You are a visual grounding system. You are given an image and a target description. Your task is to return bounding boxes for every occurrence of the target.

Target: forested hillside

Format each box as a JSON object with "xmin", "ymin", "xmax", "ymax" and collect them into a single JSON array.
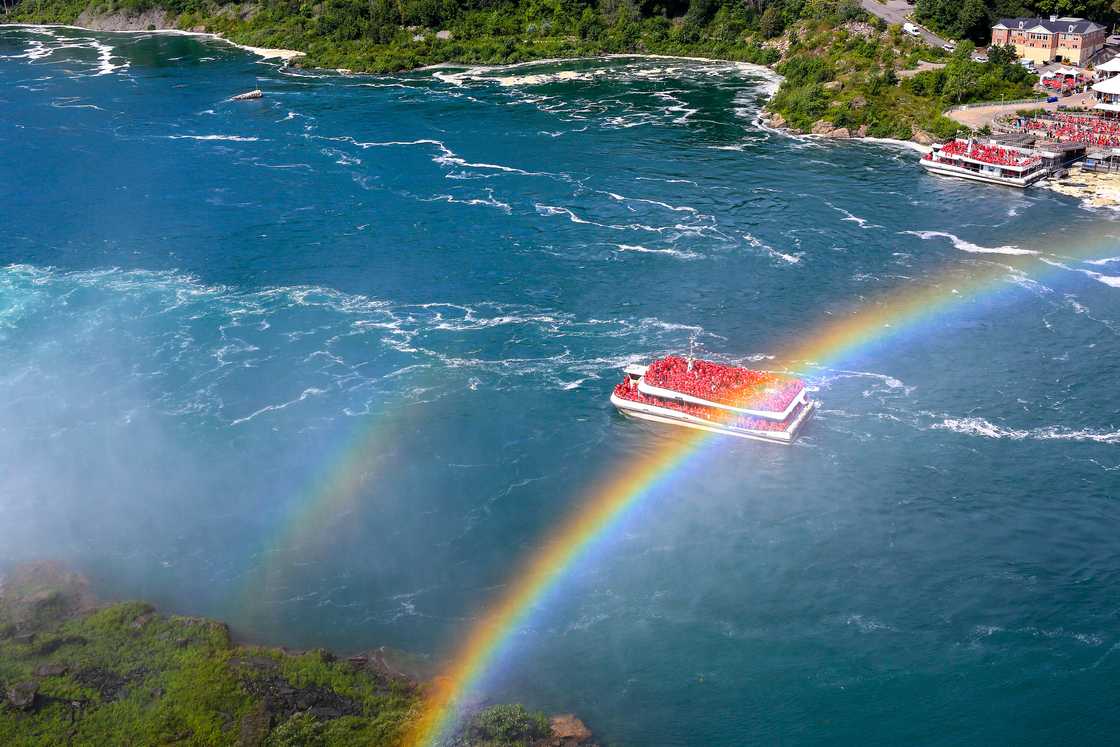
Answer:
[{"xmin": 915, "ymin": 0, "xmax": 1117, "ymax": 44}]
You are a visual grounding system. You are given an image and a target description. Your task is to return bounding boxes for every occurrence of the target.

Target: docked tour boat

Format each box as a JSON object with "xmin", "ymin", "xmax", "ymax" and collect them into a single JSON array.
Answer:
[
  {"xmin": 611, "ymin": 355, "xmax": 818, "ymax": 445},
  {"xmin": 920, "ymin": 138, "xmax": 1048, "ymax": 188}
]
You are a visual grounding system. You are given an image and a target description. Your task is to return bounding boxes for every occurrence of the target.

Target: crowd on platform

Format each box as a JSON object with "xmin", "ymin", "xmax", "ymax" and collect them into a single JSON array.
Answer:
[
  {"xmin": 1021, "ymin": 112, "xmax": 1120, "ymax": 148},
  {"xmin": 935, "ymin": 139, "xmax": 1041, "ymax": 168},
  {"xmin": 640, "ymin": 355, "xmax": 804, "ymax": 413},
  {"xmin": 612, "ymin": 381, "xmax": 794, "ymax": 432}
]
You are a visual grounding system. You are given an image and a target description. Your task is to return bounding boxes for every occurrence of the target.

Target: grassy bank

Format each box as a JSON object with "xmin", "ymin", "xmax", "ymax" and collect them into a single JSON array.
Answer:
[{"xmin": 0, "ymin": 562, "xmax": 577, "ymax": 746}]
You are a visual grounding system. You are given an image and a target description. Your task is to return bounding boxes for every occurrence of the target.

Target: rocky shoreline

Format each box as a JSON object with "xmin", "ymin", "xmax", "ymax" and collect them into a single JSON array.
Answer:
[
  {"xmin": 0, "ymin": 561, "xmax": 597, "ymax": 746},
  {"xmin": 761, "ymin": 109, "xmax": 937, "ymax": 146}
]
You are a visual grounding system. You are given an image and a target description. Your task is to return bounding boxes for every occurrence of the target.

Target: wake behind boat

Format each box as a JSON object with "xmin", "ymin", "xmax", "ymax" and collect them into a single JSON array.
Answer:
[{"xmin": 611, "ymin": 355, "xmax": 818, "ymax": 445}]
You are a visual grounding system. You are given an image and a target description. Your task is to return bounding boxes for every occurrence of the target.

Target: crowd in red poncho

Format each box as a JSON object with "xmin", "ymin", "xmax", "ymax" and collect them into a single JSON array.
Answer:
[
  {"xmin": 932, "ymin": 139, "xmax": 1041, "ymax": 168},
  {"xmin": 640, "ymin": 355, "xmax": 804, "ymax": 413},
  {"xmin": 1021, "ymin": 112, "xmax": 1120, "ymax": 148},
  {"xmin": 613, "ymin": 380, "xmax": 793, "ymax": 432}
]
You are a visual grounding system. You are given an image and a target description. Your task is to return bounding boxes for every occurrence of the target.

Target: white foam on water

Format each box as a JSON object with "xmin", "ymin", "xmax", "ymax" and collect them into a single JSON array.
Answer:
[
  {"xmin": 1040, "ymin": 258, "xmax": 1120, "ymax": 288},
  {"xmin": 902, "ymin": 230, "xmax": 1037, "ymax": 255},
  {"xmin": 425, "ymin": 191, "xmax": 512, "ymax": 213},
  {"xmin": 933, "ymin": 417, "xmax": 1120, "ymax": 444},
  {"xmin": 604, "ymin": 191, "xmax": 697, "ymax": 213},
  {"xmin": 824, "ymin": 201, "xmax": 882, "ymax": 229},
  {"xmin": 167, "ymin": 134, "xmax": 261, "ymax": 142},
  {"xmin": 615, "ymin": 244, "xmax": 700, "ymax": 260},
  {"xmin": 1085, "ymin": 256, "xmax": 1120, "ymax": 265},
  {"xmin": 742, "ymin": 233, "xmax": 801, "ymax": 264}
]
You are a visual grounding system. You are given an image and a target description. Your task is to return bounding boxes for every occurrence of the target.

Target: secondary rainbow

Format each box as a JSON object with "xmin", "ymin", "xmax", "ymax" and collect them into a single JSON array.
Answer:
[{"xmin": 404, "ymin": 234, "xmax": 1118, "ymax": 746}]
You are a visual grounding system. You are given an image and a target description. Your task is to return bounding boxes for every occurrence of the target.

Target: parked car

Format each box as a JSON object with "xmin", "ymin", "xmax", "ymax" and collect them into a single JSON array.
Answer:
[
  {"xmin": 903, "ymin": 22, "xmax": 921, "ymax": 37},
  {"xmin": 973, "ymin": 54, "xmax": 988, "ymax": 62},
  {"xmin": 943, "ymin": 40, "xmax": 957, "ymax": 51}
]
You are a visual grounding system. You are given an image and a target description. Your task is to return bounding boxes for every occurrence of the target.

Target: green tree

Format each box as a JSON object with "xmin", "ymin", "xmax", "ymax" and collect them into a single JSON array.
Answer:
[
  {"xmin": 943, "ymin": 58, "xmax": 981, "ymax": 101},
  {"xmin": 760, "ymin": 5, "xmax": 784, "ymax": 38}
]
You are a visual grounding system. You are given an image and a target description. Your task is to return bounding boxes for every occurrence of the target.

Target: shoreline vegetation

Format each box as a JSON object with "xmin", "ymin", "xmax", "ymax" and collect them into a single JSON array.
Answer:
[
  {"xmin": 4, "ymin": 0, "xmax": 1041, "ymax": 143},
  {"xmin": 0, "ymin": 561, "xmax": 597, "ymax": 746}
]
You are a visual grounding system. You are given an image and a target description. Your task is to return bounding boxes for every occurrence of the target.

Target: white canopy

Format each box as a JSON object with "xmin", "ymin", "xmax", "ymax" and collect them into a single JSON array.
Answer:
[
  {"xmin": 1092, "ymin": 76, "xmax": 1120, "ymax": 94},
  {"xmin": 1095, "ymin": 101, "xmax": 1120, "ymax": 112},
  {"xmin": 1096, "ymin": 56, "xmax": 1120, "ymax": 73},
  {"xmin": 1054, "ymin": 66, "xmax": 1081, "ymax": 77}
]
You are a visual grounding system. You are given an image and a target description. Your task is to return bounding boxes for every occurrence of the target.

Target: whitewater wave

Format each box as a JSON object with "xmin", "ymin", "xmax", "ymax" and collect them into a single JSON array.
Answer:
[
  {"xmin": 1040, "ymin": 258, "xmax": 1120, "ymax": 288},
  {"xmin": 0, "ymin": 264, "xmax": 722, "ymax": 426},
  {"xmin": 825, "ymin": 201, "xmax": 881, "ymax": 229},
  {"xmin": 742, "ymin": 233, "xmax": 800, "ymax": 264},
  {"xmin": 0, "ymin": 25, "xmax": 130, "ymax": 76},
  {"xmin": 902, "ymin": 230, "xmax": 1037, "ymax": 255},
  {"xmin": 933, "ymin": 417, "xmax": 1120, "ymax": 444},
  {"xmin": 167, "ymin": 134, "xmax": 262, "ymax": 142},
  {"xmin": 615, "ymin": 244, "xmax": 700, "ymax": 260}
]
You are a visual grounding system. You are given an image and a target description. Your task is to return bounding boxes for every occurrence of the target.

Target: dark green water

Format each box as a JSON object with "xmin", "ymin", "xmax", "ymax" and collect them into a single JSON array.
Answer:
[{"xmin": 2, "ymin": 24, "xmax": 1119, "ymax": 745}]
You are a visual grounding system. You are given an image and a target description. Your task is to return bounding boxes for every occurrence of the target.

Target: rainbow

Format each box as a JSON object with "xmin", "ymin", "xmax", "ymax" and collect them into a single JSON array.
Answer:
[
  {"xmin": 404, "ymin": 232, "xmax": 1119, "ymax": 746},
  {"xmin": 237, "ymin": 401, "xmax": 427, "ymax": 631}
]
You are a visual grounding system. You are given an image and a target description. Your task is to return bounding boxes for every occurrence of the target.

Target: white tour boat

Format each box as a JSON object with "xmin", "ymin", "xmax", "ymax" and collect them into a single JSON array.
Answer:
[
  {"xmin": 611, "ymin": 357, "xmax": 818, "ymax": 445},
  {"xmin": 920, "ymin": 138, "xmax": 1048, "ymax": 188}
]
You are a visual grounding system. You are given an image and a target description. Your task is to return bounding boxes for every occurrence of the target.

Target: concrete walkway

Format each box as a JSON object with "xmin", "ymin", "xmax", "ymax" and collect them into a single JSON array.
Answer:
[{"xmin": 946, "ymin": 92, "xmax": 1095, "ymax": 129}]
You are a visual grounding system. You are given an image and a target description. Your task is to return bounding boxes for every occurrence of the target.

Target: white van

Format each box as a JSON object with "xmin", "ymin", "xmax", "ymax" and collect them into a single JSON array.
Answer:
[{"xmin": 903, "ymin": 22, "xmax": 921, "ymax": 37}]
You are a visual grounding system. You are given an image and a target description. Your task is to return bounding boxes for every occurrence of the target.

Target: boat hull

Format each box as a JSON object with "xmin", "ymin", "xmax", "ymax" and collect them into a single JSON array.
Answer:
[
  {"xmin": 611, "ymin": 393, "xmax": 817, "ymax": 445},
  {"xmin": 920, "ymin": 158, "xmax": 1045, "ymax": 188}
]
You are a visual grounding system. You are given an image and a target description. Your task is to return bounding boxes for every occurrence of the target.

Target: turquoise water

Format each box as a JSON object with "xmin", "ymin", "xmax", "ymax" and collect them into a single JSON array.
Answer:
[{"xmin": 3, "ymin": 24, "xmax": 1120, "ymax": 745}]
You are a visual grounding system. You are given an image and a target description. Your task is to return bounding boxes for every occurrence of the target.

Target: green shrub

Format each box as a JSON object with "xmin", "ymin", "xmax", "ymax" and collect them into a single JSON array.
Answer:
[{"xmin": 467, "ymin": 704, "xmax": 551, "ymax": 746}]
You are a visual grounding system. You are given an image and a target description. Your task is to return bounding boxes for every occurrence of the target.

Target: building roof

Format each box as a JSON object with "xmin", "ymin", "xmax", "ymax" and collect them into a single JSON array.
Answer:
[
  {"xmin": 1092, "ymin": 75, "xmax": 1120, "ymax": 94},
  {"xmin": 993, "ymin": 17, "xmax": 1106, "ymax": 34},
  {"xmin": 1096, "ymin": 56, "xmax": 1120, "ymax": 72}
]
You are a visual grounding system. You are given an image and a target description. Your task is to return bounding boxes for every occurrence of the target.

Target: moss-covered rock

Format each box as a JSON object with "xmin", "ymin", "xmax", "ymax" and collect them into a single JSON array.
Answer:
[{"xmin": 0, "ymin": 563, "xmax": 592, "ymax": 746}]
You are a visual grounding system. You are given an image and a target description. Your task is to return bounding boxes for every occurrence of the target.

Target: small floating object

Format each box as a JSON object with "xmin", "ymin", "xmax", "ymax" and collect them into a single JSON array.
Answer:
[
  {"xmin": 231, "ymin": 89, "xmax": 263, "ymax": 101},
  {"xmin": 611, "ymin": 355, "xmax": 818, "ymax": 445}
]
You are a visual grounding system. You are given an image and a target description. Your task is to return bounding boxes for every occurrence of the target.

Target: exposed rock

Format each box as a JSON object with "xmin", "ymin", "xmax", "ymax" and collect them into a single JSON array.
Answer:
[
  {"xmin": 830, "ymin": 127, "xmax": 851, "ymax": 139},
  {"xmin": 237, "ymin": 666, "xmax": 362, "ymax": 722},
  {"xmin": 412, "ymin": 33, "xmax": 426, "ymax": 42},
  {"xmin": 549, "ymin": 713, "xmax": 593, "ymax": 744},
  {"xmin": 823, "ymin": 80, "xmax": 842, "ymax": 92},
  {"xmin": 910, "ymin": 125, "xmax": 936, "ymax": 145},
  {"xmin": 238, "ymin": 701, "xmax": 272, "ymax": 747},
  {"xmin": 74, "ymin": 666, "xmax": 135, "ymax": 702},
  {"xmin": 435, "ymin": 30, "xmax": 453, "ymax": 40},
  {"xmin": 33, "ymin": 635, "xmax": 88, "ymax": 656},
  {"xmin": 130, "ymin": 610, "xmax": 156, "ymax": 630},
  {"xmin": 843, "ymin": 21, "xmax": 876, "ymax": 39},
  {"xmin": 850, "ymin": 95, "xmax": 867, "ymax": 109},
  {"xmin": 811, "ymin": 119, "xmax": 835, "ymax": 135},
  {"xmin": 74, "ymin": 8, "xmax": 172, "ymax": 31},
  {"xmin": 767, "ymin": 111, "xmax": 786, "ymax": 129},
  {"xmin": 856, "ymin": 124, "xmax": 869, "ymax": 138},
  {"xmin": 7, "ymin": 681, "xmax": 38, "ymax": 710},
  {"xmin": 0, "ymin": 561, "xmax": 96, "ymax": 633},
  {"xmin": 33, "ymin": 663, "xmax": 68, "ymax": 678}
]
